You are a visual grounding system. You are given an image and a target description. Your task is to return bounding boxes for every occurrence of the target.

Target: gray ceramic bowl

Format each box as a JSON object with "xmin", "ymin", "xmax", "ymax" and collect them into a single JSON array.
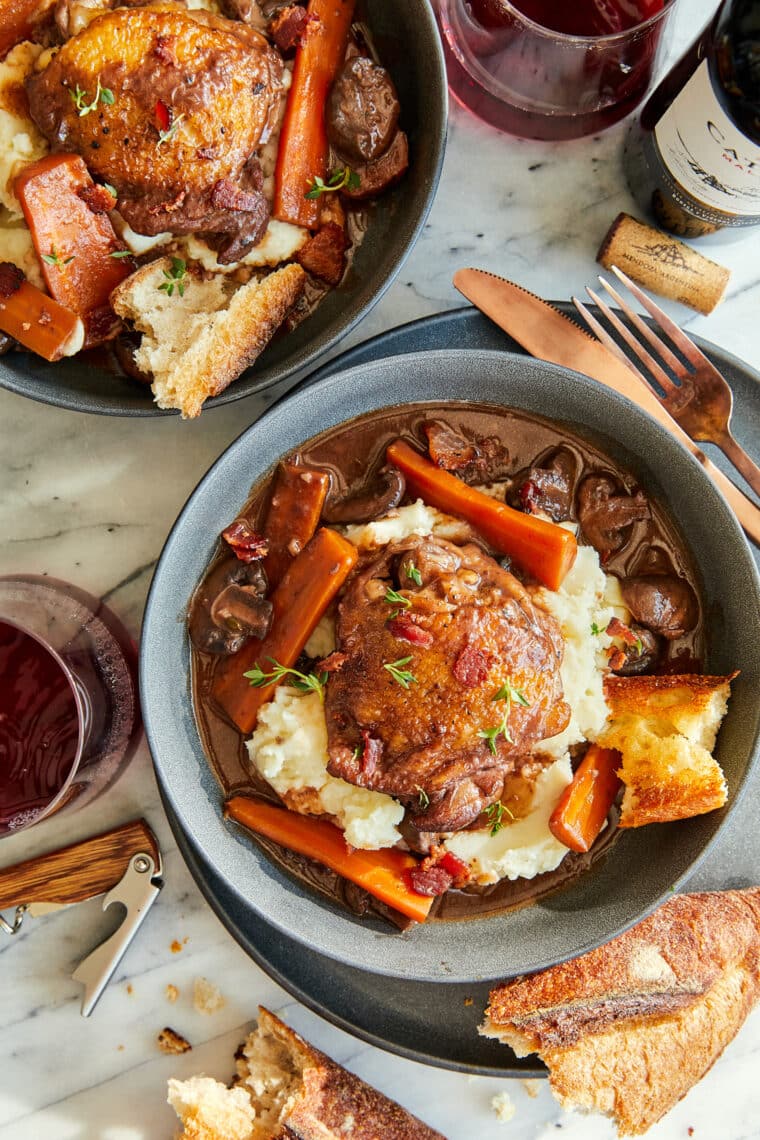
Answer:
[
  {"xmin": 141, "ymin": 349, "xmax": 760, "ymax": 983},
  {"xmin": 0, "ymin": 1, "xmax": 446, "ymax": 416}
]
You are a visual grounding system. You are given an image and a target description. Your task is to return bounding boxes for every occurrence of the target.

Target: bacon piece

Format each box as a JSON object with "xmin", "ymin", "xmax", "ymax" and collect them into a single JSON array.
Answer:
[
  {"xmin": 77, "ymin": 184, "xmax": 116, "ymax": 215},
  {"xmin": 409, "ymin": 864, "xmax": 453, "ymax": 897},
  {"xmin": 424, "ymin": 421, "xmax": 510, "ymax": 485},
  {"xmin": 295, "ymin": 222, "xmax": 348, "ymax": 287},
  {"xmin": 268, "ymin": 5, "xmax": 309, "ymax": 52},
  {"xmin": 210, "ymin": 178, "xmax": 264, "ymax": 213},
  {"xmin": 453, "ymin": 644, "xmax": 490, "ymax": 688},
  {"xmin": 317, "ymin": 651, "xmax": 347, "ymax": 674},
  {"xmin": 153, "ymin": 34, "xmax": 177, "ymax": 65},
  {"xmin": 359, "ymin": 729, "xmax": 382, "ymax": 778},
  {"xmin": 222, "ymin": 519, "xmax": 270, "ymax": 563},
  {"xmin": 386, "ymin": 614, "xmax": 434, "ymax": 649},
  {"xmin": 0, "ymin": 262, "xmax": 24, "ymax": 300},
  {"xmin": 154, "ymin": 99, "xmax": 171, "ymax": 133},
  {"xmin": 606, "ymin": 616, "xmax": 638, "ymax": 645}
]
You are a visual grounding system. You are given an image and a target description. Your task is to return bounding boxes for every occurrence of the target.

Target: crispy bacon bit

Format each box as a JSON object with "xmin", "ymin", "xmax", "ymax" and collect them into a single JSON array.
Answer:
[
  {"xmin": 154, "ymin": 99, "xmax": 171, "ymax": 134},
  {"xmin": 295, "ymin": 223, "xmax": 348, "ymax": 287},
  {"xmin": 148, "ymin": 188, "xmax": 186, "ymax": 216},
  {"xmin": 438, "ymin": 851, "xmax": 471, "ymax": 885},
  {"xmin": 453, "ymin": 644, "xmax": 490, "ymax": 688},
  {"xmin": 423, "ymin": 421, "xmax": 510, "ymax": 485},
  {"xmin": 0, "ymin": 262, "xmax": 24, "ymax": 299},
  {"xmin": 153, "ymin": 34, "xmax": 177, "ymax": 65},
  {"xmin": 268, "ymin": 5, "xmax": 310, "ymax": 52},
  {"xmin": 210, "ymin": 178, "xmax": 263, "ymax": 213},
  {"xmin": 409, "ymin": 864, "xmax": 453, "ymax": 897},
  {"xmin": 359, "ymin": 729, "xmax": 382, "ymax": 778},
  {"xmin": 607, "ymin": 646, "xmax": 627, "ymax": 672},
  {"xmin": 317, "ymin": 651, "xmax": 347, "ymax": 674},
  {"xmin": 222, "ymin": 519, "xmax": 270, "ymax": 563},
  {"xmin": 606, "ymin": 616, "xmax": 638, "ymax": 645},
  {"xmin": 386, "ymin": 614, "xmax": 434, "ymax": 648},
  {"xmin": 77, "ymin": 184, "xmax": 116, "ymax": 215}
]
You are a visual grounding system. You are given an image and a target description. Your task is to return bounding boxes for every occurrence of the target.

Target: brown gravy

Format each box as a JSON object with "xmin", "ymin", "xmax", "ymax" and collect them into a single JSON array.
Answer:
[{"xmin": 190, "ymin": 402, "xmax": 704, "ymax": 925}]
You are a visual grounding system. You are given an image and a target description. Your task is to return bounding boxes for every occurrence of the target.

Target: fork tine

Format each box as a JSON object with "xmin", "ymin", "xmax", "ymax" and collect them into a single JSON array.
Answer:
[
  {"xmin": 571, "ymin": 295, "xmax": 645, "ymax": 378},
  {"xmin": 610, "ymin": 265, "xmax": 715, "ymax": 370},
  {"xmin": 596, "ymin": 275, "xmax": 684, "ymax": 388},
  {"xmin": 583, "ymin": 286, "xmax": 678, "ymax": 396}
]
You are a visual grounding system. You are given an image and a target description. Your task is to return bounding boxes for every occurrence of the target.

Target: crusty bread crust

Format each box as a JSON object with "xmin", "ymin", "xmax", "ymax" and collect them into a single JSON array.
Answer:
[
  {"xmin": 256, "ymin": 1007, "xmax": 445, "ymax": 1140},
  {"xmin": 597, "ymin": 673, "xmax": 734, "ymax": 827},
  {"xmin": 111, "ymin": 259, "xmax": 306, "ymax": 418},
  {"xmin": 483, "ymin": 888, "xmax": 760, "ymax": 1135}
]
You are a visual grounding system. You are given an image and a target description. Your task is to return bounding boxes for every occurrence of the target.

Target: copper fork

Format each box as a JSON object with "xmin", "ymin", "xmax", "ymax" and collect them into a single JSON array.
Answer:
[{"xmin": 572, "ymin": 266, "xmax": 760, "ymax": 500}]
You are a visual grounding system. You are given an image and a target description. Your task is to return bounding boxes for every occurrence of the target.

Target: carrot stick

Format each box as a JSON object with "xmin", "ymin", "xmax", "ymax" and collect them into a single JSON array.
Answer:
[
  {"xmin": 0, "ymin": 0, "xmax": 42, "ymax": 58},
  {"xmin": 262, "ymin": 461, "xmax": 330, "ymax": 590},
  {"xmin": 0, "ymin": 270, "xmax": 84, "ymax": 361},
  {"xmin": 386, "ymin": 439, "xmax": 577, "ymax": 591},
  {"xmin": 213, "ymin": 526, "xmax": 357, "ymax": 733},
  {"xmin": 273, "ymin": 0, "xmax": 356, "ymax": 229},
  {"xmin": 549, "ymin": 744, "xmax": 622, "ymax": 853},
  {"xmin": 225, "ymin": 795, "xmax": 433, "ymax": 923},
  {"xmin": 14, "ymin": 155, "xmax": 133, "ymax": 348}
]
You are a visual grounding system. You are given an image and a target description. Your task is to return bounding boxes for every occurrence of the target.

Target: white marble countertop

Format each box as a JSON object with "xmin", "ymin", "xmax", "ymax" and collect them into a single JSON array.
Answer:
[{"xmin": 2, "ymin": 1, "xmax": 759, "ymax": 1136}]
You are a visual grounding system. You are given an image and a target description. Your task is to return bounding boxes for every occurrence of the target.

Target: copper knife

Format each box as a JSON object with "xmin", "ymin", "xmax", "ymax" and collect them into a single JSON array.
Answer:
[
  {"xmin": 453, "ymin": 268, "xmax": 760, "ymax": 546},
  {"xmin": 0, "ymin": 819, "xmax": 163, "ymax": 1016}
]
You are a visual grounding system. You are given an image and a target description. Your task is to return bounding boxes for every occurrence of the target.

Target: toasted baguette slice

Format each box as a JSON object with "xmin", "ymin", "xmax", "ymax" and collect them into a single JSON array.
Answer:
[
  {"xmin": 111, "ymin": 259, "xmax": 305, "ymax": 418},
  {"xmin": 168, "ymin": 1006, "xmax": 445, "ymax": 1140},
  {"xmin": 596, "ymin": 673, "xmax": 735, "ymax": 827},
  {"xmin": 482, "ymin": 887, "xmax": 760, "ymax": 1136}
]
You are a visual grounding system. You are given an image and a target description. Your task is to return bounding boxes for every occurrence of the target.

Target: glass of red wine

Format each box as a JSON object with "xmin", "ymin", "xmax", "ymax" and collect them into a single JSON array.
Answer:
[
  {"xmin": 436, "ymin": 0, "xmax": 677, "ymax": 140},
  {"xmin": 0, "ymin": 575, "xmax": 141, "ymax": 838}
]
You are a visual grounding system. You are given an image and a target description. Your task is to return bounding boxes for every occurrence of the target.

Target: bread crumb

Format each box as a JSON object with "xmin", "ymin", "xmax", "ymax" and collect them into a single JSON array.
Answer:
[
  {"xmin": 158, "ymin": 1027, "xmax": 192, "ymax": 1055},
  {"xmin": 688, "ymin": 1130, "xmax": 695, "ymax": 1137},
  {"xmin": 193, "ymin": 976, "xmax": 226, "ymax": 1015},
  {"xmin": 491, "ymin": 1091, "xmax": 516, "ymax": 1123},
  {"xmin": 117, "ymin": 1044, "xmax": 124, "ymax": 1051},
  {"xmin": 126, "ymin": 983, "xmax": 133, "ymax": 995},
  {"xmin": 170, "ymin": 939, "xmax": 183, "ymax": 954},
  {"xmin": 166, "ymin": 984, "xmax": 180, "ymax": 1003},
  {"xmin": 464, "ymin": 997, "xmax": 473, "ymax": 1006},
  {"xmin": 521, "ymin": 1079, "xmax": 541, "ymax": 1098}
]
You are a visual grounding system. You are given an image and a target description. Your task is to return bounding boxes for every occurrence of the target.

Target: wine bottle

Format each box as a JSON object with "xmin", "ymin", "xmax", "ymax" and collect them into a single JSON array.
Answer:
[{"xmin": 625, "ymin": 0, "xmax": 760, "ymax": 236}]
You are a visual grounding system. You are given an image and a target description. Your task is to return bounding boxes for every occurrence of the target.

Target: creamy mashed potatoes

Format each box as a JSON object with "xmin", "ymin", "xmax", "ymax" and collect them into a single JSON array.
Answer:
[
  {"xmin": 248, "ymin": 501, "xmax": 625, "ymax": 883},
  {"xmin": 0, "ymin": 42, "xmax": 48, "ymax": 217},
  {"xmin": 247, "ymin": 687, "xmax": 404, "ymax": 850}
]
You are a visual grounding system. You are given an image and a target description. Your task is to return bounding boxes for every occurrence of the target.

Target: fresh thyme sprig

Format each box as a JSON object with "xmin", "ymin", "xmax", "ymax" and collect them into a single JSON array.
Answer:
[
  {"xmin": 158, "ymin": 257, "xmax": 187, "ymax": 297},
  {"xmin": 42, "ymin": 247, "xmax": 75, "ymax": 267},
  {"xmin": 304, "ymin": 166, "xmax": 361, "ymax": 200},
  {"xmin": 384, "ymin": 586, "xmax": 412, "ymax": 618},
  {"xmin": 485, "ymin": 801, "xmax": 514, "ymax": 837},
  {"xmin": 157, "ymin": 113, "xmax": 185, "ymax": 147},
  {"xmin": 69, "ymin": 77, "xmax": 114, "ymax": 117},
  {"xmin": 406, "ymin": 563, "xmax": 422, "ymax": 586},
  {"xmin": 244, "ymin": 657, "xmax": 329, "ymax": 702},
  {"xmin": 478, "ymin": 677, "xmax": 530, "ymax": 754},
  {"xmin": 415, "ymin": 785, "xmax": 430, "ymax": 810},
  {"xmin": 383, "ymin": 656, "xmax": 417, "ymax": 689}
]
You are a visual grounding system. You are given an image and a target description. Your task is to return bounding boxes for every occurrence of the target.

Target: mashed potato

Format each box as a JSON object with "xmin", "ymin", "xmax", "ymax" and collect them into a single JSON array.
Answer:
[
  {"xmin": 0, "ymin": 42, "xmax": 48, "ymax": 217},
  {"xmin": 247, "ymin": 687, "xmax": 403, "ymax": 850}
]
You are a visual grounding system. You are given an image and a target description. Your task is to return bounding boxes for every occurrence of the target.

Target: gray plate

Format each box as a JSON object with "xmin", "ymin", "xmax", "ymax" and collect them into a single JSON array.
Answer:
[
  {"xmin": 0, "ymin": 0, "xmax": 447, "ymax": 416},
  {"xmin": 141, "ymin": 319, "xmax": 760, "ymax": 985}
]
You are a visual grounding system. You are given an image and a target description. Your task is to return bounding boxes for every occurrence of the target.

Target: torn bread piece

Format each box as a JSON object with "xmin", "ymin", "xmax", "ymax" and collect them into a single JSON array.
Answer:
[
  {"xmin": 168, "ymin": 1006, "xmax": 445, "ymax": 1140},
  {"xmin": 482, "ymin": 887, "xmax": 760, "ymax": 1136},
  {"xmin": 111, "ymin": 259, "xmax": 305, "ymax": 418},
  {"xmin": 596, "ymin": 673, "xmax": 735, "ymax": 827}
]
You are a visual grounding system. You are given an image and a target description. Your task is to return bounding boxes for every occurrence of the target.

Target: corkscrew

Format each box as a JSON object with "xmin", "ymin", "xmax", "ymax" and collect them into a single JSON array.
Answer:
[{"xmin": 0, "ymin": 819, "xmax": 163, "ymax": 1017}]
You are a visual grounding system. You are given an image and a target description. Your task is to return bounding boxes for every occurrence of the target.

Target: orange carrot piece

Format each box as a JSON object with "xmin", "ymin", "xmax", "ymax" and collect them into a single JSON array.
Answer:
[
  {"xmin": 213, "ymin": 526, "xmax": 357, "ymax": 733},
  {"xmin": 14, "ymin": 155, "xmax": 133, "ymax": 348},
  {"xmin": 225, "ymin": 796, "xmax": 433, "ymax": 923},
  {"xmin": 273, "ymin": 0, "xmax": 356, "ymax": 229},
  {"xmin": 262, "ymin": 462, "xmax": 330, "ymax": 590},
  {"xmin": 0, "ymin": 0, "xmax": 42, "ymax": 58},
  {"xmin": 549, "ymin": 744, "xmax": 622, "ymax": 853},
  {"xmin": 0, "ymin": 272, "xmax": 83, "ymax": 361},
  {"xmin": 386, "ymin": 439, "xmax": 578, "ymax": 591}
]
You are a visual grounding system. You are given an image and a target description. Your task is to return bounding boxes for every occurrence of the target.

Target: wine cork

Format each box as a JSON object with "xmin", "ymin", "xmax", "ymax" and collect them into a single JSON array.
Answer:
[{"xmin": 597, "ymin": 213, "xmax": 730, "ymax": 315}]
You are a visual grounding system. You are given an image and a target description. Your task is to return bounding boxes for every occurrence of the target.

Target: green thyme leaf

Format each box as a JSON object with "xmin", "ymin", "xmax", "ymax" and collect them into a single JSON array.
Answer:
[
  {"xmin": 384, "ymin": 587, "xmax": 411, "ymax": 611},
  {"xmin": 415, "ymin": 785, "xmax": 430, "ymax": 810},
  {"xmin": 243, "ymin": 657, "xmax": 328, "ymax": 702},
  {"xmin": 109, "ymin": 249, "xmax": 133, "ymax": 258},
  {"xmin": 477, "ymin": 725, "xmax": 500, "ymax": 756},
  {"xmin": 479, "ymin": 678, "xmax": 531, "ymax": 752},
  {"xmin": 485, "ymin": 802, "xmax": 506, "ymax": 836},
  {"xmin": 69, "ymin": 76, "xmax": 113, "ymax": 117},
  {"xmin": 157, "ymin": 256, "xmax": 187, "ymax": 297},
  {"xmin": 157, "ymin": 113, "xmax": 185, "ymax": 147},
  {"xmin": 103, "ymin": 183, "xmax": 118, "ymax": 199},
  {"xmin": 633, "ymin": 637, "xmax": 644, "ymax": 656},
  {"xmin": 406, "ymin": 563, "xmax": 423, "ymax": 587},
  {"xmin": 383, "ymin": 656, "xmax": 417, "ymax": 689},
  {"xmin": 42, "ymin": 247, "xmax": 74, "ymax": 267},
  {"xmin": 304, "ymin": 165, "xmax": 359, "ymax": 200},
  {"xmin": 590, "ymin": 621, "xmax": 601, "ymax": 636}
]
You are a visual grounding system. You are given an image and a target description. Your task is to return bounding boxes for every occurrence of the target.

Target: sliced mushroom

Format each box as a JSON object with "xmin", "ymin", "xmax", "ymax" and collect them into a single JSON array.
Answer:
[
  {"xmin": 424, "ymin": 420, "xmax": 511, "ymax": 485},
  {"xmin": 210, "ymin": 585, "xmax": 273, "ymax": 639},
  {"xmin": 188, "ymin": 558, "xmax": 269, "ymax": 654},
  {"xmin": 620, "ymin": 575, "xmax": 699, "ymax": 640},
  {"xmin": 321, "ymin": 464, "xmax": 405, "ymax": 525},
  {"xmin": 610, "ymin": 624, "xmax": 662, "ymax": 675},
  {"xmin": 514, "ymin": 445, "xmax": 578, "ymax": 522},
  {"xmin": 577, "ymin": 474, "xmax": 650, "ymax": 556}
]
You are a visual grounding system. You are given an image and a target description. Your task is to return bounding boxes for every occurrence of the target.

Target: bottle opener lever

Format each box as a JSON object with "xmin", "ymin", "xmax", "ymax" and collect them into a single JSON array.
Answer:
[{"xmin": 0, "ymin": 819, "xmax": 163, "ymax": 1016}]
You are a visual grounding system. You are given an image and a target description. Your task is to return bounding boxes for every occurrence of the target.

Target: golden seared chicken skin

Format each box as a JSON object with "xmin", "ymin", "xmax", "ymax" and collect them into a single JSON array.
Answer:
[
  {"xmin": 324, "ymin": 535, "xmax": 571, "ymax": 834},
  {"xmin": 26, "ymin": 3, "xmax": 284, "ymax": 260}
]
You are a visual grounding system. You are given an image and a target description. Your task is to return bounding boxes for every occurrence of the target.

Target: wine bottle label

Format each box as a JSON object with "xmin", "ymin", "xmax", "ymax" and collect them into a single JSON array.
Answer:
[{"xmin": 654, "ymin": 60, "xmax": 760, "ymax": 219}]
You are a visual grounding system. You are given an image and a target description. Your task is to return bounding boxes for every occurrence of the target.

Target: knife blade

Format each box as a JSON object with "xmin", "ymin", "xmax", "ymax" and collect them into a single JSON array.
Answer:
[{"xmin": 453, "ymin": 268, "xmax": 760, "ymax": 546}]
